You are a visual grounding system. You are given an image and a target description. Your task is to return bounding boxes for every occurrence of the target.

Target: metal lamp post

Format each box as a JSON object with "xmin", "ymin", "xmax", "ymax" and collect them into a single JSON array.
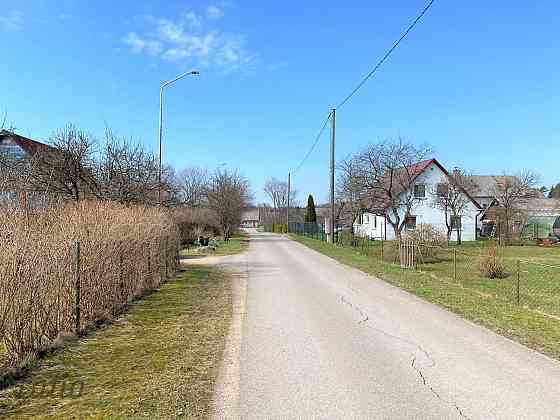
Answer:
[{"xmin": 157, "ymin": 70, "xmax": 200, "ymax": 205}]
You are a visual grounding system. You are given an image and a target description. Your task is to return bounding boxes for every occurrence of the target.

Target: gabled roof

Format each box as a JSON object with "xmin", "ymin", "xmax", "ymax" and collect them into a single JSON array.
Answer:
[
  {"xmin": 362, "ymin": 158, "xmax": 482, "ymax": 212},
  {"xmin": 0, "ymin": 130, "xmax": 54, "ymax": 155},
  {"xmin": 466, "ymin": 175, "xmax": 519, "ymax": 197}
]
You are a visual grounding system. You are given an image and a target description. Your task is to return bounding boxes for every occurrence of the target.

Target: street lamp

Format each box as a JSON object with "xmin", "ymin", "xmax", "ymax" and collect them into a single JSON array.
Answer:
[{"xmin": 157, "ymin": 69, "xmax": 200, "ymax": 205}]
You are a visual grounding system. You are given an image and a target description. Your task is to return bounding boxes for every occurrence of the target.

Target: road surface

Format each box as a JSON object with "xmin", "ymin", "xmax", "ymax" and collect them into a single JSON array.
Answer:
[{"xmin": 214, "ymin": 231, "xmax": 560, "ymax": 419}]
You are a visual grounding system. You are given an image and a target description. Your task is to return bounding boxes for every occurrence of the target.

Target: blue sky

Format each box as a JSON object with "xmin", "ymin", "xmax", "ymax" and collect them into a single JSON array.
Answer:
[{"xmin": 1, "ymin": 1, "xmax": 558, "ymax": 204}]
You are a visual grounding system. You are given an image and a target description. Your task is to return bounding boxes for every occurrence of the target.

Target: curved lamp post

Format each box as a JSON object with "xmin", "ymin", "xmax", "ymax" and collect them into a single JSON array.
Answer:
[{"xmin": 157, "ymin": 70, "xmax": 200, "ymax": 204}]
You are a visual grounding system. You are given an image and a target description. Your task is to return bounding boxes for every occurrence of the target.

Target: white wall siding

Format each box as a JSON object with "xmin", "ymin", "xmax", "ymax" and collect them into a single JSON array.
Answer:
[{"xmin": 354, "ymin": 162, "xmax": 480, "ymax": 241}]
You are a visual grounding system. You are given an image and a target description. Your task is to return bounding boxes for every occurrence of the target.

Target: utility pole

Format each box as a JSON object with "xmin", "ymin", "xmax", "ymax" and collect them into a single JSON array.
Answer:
[
  {"xmin": 330, "ymin": 108, "xmax": 336, "ymax": 244},
  {"xmin": 287, "ymin": 172, "xmax": 291, "ymax": 233}
]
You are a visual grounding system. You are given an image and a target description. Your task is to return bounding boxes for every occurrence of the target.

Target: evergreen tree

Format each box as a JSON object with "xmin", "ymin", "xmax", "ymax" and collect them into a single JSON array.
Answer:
[
  {"xmin": 304, "ymin": 194, "xmax": 317, "ymax": 223},
  {"xmin": 548, "ymin": 185, "xmax": 555, "ymax": 198}
]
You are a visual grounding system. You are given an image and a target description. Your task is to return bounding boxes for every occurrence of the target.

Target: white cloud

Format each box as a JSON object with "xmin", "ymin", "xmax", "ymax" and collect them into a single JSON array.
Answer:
[
  {"xmin": 0, "ymin": 10, "xmax": 23, "ymax": 31},
  {"xmin": 122, "ymin": 32, "xmax": 162, "ymax": 56},
  {"xmin": 206, "ymin": 5, "xmax": 224, "ymax": 19},
  {"xmin": 122, "ymin": 8, "xmax": 256, "ymax": 73},
  {"xmin": 185, "ymin": 11, "xmax": 201, "ymax": 27},
  {"xmin": 266, "ymin": 61, "xmax": 289, "ymax": 72}
]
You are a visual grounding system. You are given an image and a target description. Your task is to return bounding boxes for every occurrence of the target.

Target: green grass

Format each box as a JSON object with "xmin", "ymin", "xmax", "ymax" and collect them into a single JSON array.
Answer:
[
  {"xmin": 181, "ymin": 233, "xmax": 249, "ymax": 258},
  {"xmin": 0, "ymin": 266, "xmax": 232, "ymax": 419},
  {"xmin": 291, "ymin": 234, "xmax": 560, "ymax": 361}
]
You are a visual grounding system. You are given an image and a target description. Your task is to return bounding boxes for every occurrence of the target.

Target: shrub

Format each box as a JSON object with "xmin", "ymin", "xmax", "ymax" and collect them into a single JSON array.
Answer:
[
  {"xmin": 404, "ymin": 224, "xmax": 447, "ymax": 262},
  {"xmin": 0, "ymin": 200, "xmax": 179, "ymax": 366},
  {"xmin": 479, "ymin": 241, "xmax": 505, "ymax": 279},
  {"xmin": 172, "ymin": 208, "xmax": 220, "ymax": 245}
]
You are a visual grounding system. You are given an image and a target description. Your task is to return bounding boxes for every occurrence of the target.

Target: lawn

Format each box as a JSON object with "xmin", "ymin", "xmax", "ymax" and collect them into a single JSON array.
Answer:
[
  {"xmin": 291, "ymin": 234, "xmax": 560, "ymax": 361},
  {"xmin": 181, "ymin": 232, "xmax": 249, "ymax": 257},
  {"xmin": 0, "ymin": 266, "xmax": 232, "ymax": 419}
]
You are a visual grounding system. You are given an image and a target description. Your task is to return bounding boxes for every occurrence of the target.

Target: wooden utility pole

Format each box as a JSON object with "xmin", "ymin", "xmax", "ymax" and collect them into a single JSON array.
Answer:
[
  {"xmin": 330, "ymin": 109, "xmax": 336, "ymax": 244},
  {"xmin": 287, "ymin": 172, "xmax": 291, "ymax": 233}
]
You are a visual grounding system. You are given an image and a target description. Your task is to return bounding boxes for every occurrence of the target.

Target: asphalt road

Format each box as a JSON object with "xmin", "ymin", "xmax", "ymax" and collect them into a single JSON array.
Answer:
[{"xmin": 219, "ymin": 231, "xmax": 560, "ymax": 419}]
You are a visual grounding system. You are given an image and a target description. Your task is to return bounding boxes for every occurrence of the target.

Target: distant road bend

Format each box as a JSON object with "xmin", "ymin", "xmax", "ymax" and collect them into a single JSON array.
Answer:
[{"xmin": 214, "ymin": 231, "xmax": 560, "ymax": 420}]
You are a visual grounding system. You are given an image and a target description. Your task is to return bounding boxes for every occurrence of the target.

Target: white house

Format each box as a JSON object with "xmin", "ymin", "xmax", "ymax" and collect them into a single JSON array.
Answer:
[{"xmin": 353, "ymin": 159, "xmax": 482, "ymax": 241}]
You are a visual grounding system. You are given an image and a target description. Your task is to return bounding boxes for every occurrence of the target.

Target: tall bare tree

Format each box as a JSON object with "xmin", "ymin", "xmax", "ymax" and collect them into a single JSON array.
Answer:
[
  {"xmin": 263, "ymin": 177, "xmax": 296, "ymax": 223},
  {"xmin": 177, "ymin": 167, "xmax": 210, "ymax": 207},
  {"xmin": 207, "ymin": 169, "xmax": 251, "ymax": 240},
  {"xmin": 491, "ymin": 171, "xmax": 539, "ymax": 244},
  {"xmin": 357, "ymin": 138, "xmax": 432, "ymax": 240},
  {"xmin": 337, "ymin": 155, "xmax": 366, "ymax": 235},
  {"xmin": 97, "ymin": 129, "xmax": 162, "ymax": 205},
  {"xmin": 26, "ymin": 125, "xmax": 100, "ymax": 201},
  {"xmin": 430, "ymin": 168, "xmax": 477, "ymax": 244}
]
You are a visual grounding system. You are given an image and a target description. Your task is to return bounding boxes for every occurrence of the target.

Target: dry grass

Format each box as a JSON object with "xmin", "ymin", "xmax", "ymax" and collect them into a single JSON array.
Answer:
[
  {"xmin": 478, "ymin": 241, "xmax": 506, "ymax": 278},
  {"xmin": 0, "ymin": 200, "xmax": 179, "ymax": 368},
  {"xmin": 0, "ymin": 266, "xmax": 232, "ymax": 419}
]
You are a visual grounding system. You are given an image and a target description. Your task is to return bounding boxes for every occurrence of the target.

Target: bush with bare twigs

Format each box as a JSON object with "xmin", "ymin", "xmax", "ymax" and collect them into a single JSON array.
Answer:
[
  {"xmin": 404, "ymin": 223, "xmax": 447, "ymax": 261},
  {"xmin": 0, "ymin": 200, "xmax": 179, "ymax": 366},
  {"xmin": 479, "ymin": 241, "xmax": 506, "ymax": 279},
  {"xmin": 172, "ymin": 207, "xmax": 221, "ymax": 245}
]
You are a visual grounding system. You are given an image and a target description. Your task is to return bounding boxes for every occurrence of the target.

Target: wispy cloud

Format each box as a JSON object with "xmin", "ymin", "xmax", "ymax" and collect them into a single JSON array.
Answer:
[
  {"xmin": 58, "ymin": 13, "xmax": 73, "ymax": 20},
  {"xmin": 0, "ymin": 10, "xmax": 23, "ymax": 31},
  {"xmin": 121, "ymin": 7, "xmax": 257, "ymax": 73},
  {"xmin": 206, "ymin": 5, "xmax": 224, "ymax": 19},
  {"xmin": 266, "ymin": 61, "xmax": 289, "ymax": 72}
]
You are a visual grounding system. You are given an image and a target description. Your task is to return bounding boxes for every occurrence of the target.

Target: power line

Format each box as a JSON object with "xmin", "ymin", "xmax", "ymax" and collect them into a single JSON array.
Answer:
[
  {"xmin": 291, "ymin": 111, "xmax": 332, "ymax": 174},
  {"xmin": 336, "ymin": 0, "xmax": 436, "ymax": 110}
]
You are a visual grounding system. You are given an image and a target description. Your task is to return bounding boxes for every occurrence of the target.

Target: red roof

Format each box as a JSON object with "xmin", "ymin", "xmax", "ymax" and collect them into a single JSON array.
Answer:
[
  {"xmin": 362, "ymin": 158, "xmax": 482, "ymax": 212},
  {"xmin": 0, "ymin": 130, "xmax": 54, "ymax": 155}
]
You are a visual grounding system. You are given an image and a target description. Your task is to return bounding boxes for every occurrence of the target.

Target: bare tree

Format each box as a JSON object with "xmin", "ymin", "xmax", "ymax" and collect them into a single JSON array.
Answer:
[
  {"xmin": 177, "ymin": 167, "xmax": 210, "ymax": 207},
  {"xmin": 263, "ymin": 177, "xmax": 296, "ymax": 223},
  {"xmin": 430, "ymin": 168, "xmax": 477, "ymax": 244},
  {"xmin": 337, "ymin": 154, "xmax": 366, "ymax": 235},
  {"xmin": 25, "ymin": 125, "xmax": 100, "ymax": 201},
  {"xmin": 0, "ymin": 109, "xmax": 17, "ymax": 132},
  {"xmin": 491, "ymin": 171, "xmax": 539, "ymax": 244},
  {"xmin": 207, "ymin": 169, "xmax": 252, "ymax": 240},
  {"xmin": 357, "ymin": 138, "xmax": 432, "ymax": 240},
  {"xmin": 96, "ymin": 129, "xmax": 160, "ymax": 205}
]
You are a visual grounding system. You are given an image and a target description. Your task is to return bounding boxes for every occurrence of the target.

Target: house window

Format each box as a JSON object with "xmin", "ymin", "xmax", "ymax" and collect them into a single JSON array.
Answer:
[
  {"xmin": 373, "ymin": 216, "xmax": 377, "ymax": 228},
  {"xmin": 451, "ymin": 216, "xmax": 462, "ymax": 230},
  {"xmin": 363, "ymin": 214, "xmax": 369, "ymax": 224},
  {"xmin": 405, "ymin": 216, "xmax": 417, "ymax": 230},
  {"xmin": 437, "ymin": 183, "xmax": 449, "ymax": 197},
  {"xmin": 414, "ymin": 184, "xmax": 426, "ymax": 199}
]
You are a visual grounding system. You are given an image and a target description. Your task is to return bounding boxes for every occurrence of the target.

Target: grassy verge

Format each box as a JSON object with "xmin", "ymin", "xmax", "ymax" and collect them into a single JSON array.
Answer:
[
  {"xmin": 0, "ymin": 266, "xmax": 232, "ymax": 419},
  {"xmin": 181, "ymin": 233, "xmax": 249, "ymax": 257},
  {"xmin": 291, "ymin": 234, "xmax": 560, "ymax": 361}
]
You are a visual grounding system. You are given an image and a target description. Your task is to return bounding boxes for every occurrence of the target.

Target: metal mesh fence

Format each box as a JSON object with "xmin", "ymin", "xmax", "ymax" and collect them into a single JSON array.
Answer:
[{"xmin": 288, "ymin": 227, "xmax": 560, "ymax": 318}]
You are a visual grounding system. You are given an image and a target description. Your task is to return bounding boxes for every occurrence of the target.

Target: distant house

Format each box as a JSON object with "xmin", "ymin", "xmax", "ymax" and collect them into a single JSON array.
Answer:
[
  {"xmin": 0, "ymin": 130, "xmax": 55, "ymax": 207},
  {"xmin": 0, "ymin": 130, "xmax": 52, "ymax": 158},
  {"xmin": 241, "ymin": 209, "xmax": 260, "ymax": 228},
  {"xmin": 354, "ymin": 159, "xmax": 482, "ymax": 241},
  {"xmin": 466, "ymin": 175, "xmax": 554, "ymax": 238},
  {"xmin": 466, "ymin": 176, "xmax": 517, "ymax": 210}
]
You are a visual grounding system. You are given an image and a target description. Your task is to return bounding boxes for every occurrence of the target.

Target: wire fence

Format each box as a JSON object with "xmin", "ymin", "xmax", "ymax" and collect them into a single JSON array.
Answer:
[
  {"xmin": 286, "ymin": 225, "xmax": 560, "ymax": 319},
  {"xmin": 0, "ymin": 201, "xmax": 180, "ymax": 368}
]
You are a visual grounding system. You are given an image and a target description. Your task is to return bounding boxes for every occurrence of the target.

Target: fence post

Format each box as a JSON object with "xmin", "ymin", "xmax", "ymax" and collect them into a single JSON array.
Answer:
[
  {"xmin": 381, "ymin": 238, "xmax": 384, "ymax": 261},
  {"xmin": 165, "ymin": 236, "xmax": 168, "ymax": 279},
  {"xmin": 516, "ymin": 259, "xmax": 521, "ymax": 305},
  {"xmin": 74, "ymin": 241, "xmax": 81, "ymax": 336},
  {"xmin": 119, "ymin": 249, "xmax": 124, "ymax": 303},
  {"xmin": 146, "ymin": 242, "xmax": 151, "ymax": 284},
  {"xmin": 453, "ymin": 248, "xmax": 457, "ymax": 281}
]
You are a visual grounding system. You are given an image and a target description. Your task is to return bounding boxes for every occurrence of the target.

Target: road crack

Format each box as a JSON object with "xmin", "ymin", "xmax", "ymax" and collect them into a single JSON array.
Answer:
[{"xmin": 340, "ymin": 295, "xmax": 471, "ymax": 420}]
